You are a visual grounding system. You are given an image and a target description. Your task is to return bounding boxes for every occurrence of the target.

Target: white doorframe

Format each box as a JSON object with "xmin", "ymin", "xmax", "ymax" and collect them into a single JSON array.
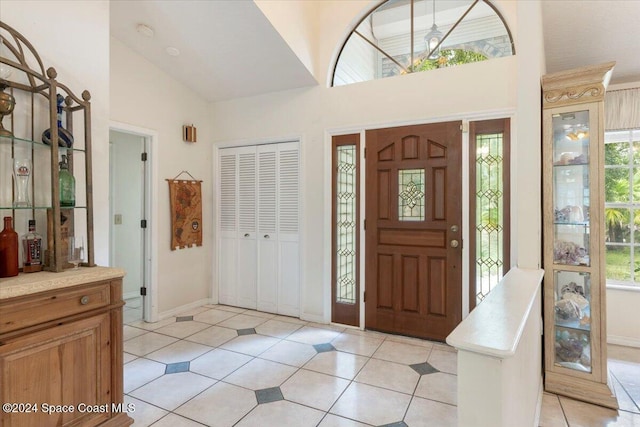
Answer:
[{"xmin": 109, "ymin": 121, "xmax": 158, "ymax": 323}]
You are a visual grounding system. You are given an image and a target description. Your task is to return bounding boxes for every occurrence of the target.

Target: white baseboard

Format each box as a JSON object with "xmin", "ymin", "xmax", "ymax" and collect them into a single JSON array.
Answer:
[
  {"xmin": 300, "ymin": 312, "xmax": 325, "ymax": 324},
  {"xmin": 607, "ymin": 335, "xmax": 640, "ymax": 348},
  {"xmin": 157, "ymin": 298, "xmax": 213, "ymax": 320}
]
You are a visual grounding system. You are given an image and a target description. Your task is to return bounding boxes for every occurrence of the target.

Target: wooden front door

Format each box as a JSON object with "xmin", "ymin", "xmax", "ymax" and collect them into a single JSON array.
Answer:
[{"xmin": 365, "ymin": 122, "xmax": 462, "ymax": 341}]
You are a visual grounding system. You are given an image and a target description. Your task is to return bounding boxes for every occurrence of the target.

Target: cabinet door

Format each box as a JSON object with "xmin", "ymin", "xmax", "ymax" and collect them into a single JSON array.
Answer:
[{"xmin": 0, "ymin": 313, "xmax": 111, "ymax": 427}]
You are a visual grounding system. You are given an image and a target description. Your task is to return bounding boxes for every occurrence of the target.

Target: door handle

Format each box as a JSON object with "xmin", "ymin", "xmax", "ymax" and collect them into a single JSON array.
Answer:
[
  {"xmin": 264, "ymin": 234, "xmax": 270, "ymax": 239},
  {"xmin": 450, "ymin": 239, "xmax": 459, "ymax": 248},
  {"xmin": 244, "ymin": 233, "xmax": 250, "ymax": 237}
]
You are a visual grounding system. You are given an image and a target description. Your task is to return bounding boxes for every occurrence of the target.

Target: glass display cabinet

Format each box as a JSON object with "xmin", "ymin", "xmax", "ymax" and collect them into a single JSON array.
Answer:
[{"xmin": 542, "ymin": 62, "xmax": 617, "ymax": 408}]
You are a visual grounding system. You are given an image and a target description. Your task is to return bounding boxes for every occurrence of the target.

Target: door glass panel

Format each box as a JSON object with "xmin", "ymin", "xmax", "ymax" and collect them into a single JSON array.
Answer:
[
  {"xmin": 398, "ymin": 169, "xmax": 425, "ymax": 221},
  {"xmin": 336, "ymin": 145, "xmax": 357, "ymax": 304}
]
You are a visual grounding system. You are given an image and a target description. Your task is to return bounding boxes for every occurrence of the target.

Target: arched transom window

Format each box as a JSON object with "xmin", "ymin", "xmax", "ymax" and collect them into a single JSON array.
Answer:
[{"xmin": 333, "ymin": 0, "xmax": 515, "ymax": 86}]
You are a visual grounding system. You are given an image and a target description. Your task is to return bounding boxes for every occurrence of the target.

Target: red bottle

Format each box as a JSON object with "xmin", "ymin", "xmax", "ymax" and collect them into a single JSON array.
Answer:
[{"xmin": 0, "ymin": 216, "xmax": 19, "ymax": 277}]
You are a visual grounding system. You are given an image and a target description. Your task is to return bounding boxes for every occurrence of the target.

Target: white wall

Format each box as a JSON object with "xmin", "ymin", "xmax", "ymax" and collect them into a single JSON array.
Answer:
[
  {"xmin": 0, "ymin": 1, "xmax": 111, "ymax": 264},
  {"xmin": 110, "ymin": 37, "xmax": 213, "ymax": 315}
]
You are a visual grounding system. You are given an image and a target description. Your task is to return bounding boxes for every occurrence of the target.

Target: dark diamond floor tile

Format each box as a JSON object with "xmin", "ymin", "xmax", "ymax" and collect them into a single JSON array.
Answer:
[
  {"xmin": 378, "ymin": 422, "xmax": 408, "ymax": 427},
  {"xmin": 237, "ymin": 328, "xmax": 257, "ymax": 336},
  {"xmin": 410, "ymin": 361, "xmax": 439, "ymax": 376},
  {"xmin": 165, "ymin": 361, "xmax": 190, "ymax": 374},
  {"xmin": 255, "ymin": 387, "xmax": 284, "ymax": 404},
  {"xmin": 176, "ymin": 316, "xmax": 194, "ymax": 322},
  {"xmin": 313, "ymin": 343, "xmax": 336, "ymax": 353}
]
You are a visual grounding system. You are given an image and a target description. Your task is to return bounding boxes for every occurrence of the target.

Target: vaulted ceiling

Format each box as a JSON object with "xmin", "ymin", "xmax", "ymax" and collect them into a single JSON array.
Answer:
[{"xmin": 110, "ymin": 0, "xmax": 640, "ymax": 103}]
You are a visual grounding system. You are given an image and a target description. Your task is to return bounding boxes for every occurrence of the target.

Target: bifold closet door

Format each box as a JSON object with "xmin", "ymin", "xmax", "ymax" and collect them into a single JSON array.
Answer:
[
  {"xmin": 257, "ymin": 145, "xmax": 278, "ymax": 313},
  {"xmin": 218, "ymin": 146, "xmax": 257, "ymax": 309}
]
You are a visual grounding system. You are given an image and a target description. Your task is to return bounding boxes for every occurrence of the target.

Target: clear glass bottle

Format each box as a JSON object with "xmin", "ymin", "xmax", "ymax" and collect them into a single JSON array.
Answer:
[
  {"xmin": 22, "ymin": 219, "xmax": 43, "ymax": 272},
  {"xmin": 59, "ymin": 154, "xmax": 75, "ymax": 207}
]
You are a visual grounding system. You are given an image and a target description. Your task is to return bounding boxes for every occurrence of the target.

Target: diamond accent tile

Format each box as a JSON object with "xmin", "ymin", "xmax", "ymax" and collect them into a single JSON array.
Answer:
[
  {"xmin": 313, "ymin": 343, "xmax": 336, "ymax": 353},
  {"xmin": 255, "ymin": 387, "xmax": 284, "ymax": 404},
  {"xmin": 409, "ymin": 361, "xmax": 439, "ymax": 376},
  {"xmin": 176, "ymin": 316, "xmax": 194, "ymax": 322},
  {"xmin": 237, "ymin": 328, "xmax": 257, "ymax": 336},
  {"xmin": 165, "ymin": 361, "xmax": 190, "ymax": 374}
]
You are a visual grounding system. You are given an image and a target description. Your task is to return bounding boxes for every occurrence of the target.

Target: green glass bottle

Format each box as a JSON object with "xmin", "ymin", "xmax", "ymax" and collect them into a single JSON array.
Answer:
[{"xmin": 59, "ymin": 155, "xmax": 75, "ymax": 207}]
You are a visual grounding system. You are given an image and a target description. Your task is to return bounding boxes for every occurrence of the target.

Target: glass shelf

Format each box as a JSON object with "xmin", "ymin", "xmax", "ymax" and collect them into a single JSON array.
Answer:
[
  {"xmin": 0, "ymin": 134, "xmax": 85, "ymax": 153},
  {"xmin": 554, "ymin": 325, "xmax": 592, "ymax": 373},
  {"xmin": 554, "ymin": 221, "xmax": 589, "ymax": 226},
  {"xmin": 0, "ymin": 205, "xmax": 87, "ymax": 210}
]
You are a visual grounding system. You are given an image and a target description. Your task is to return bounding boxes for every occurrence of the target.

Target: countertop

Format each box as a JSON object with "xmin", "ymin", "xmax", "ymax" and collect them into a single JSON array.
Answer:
[{"xmin": 0, "ymin": 267, "xmax": 126, "ymax": 300}]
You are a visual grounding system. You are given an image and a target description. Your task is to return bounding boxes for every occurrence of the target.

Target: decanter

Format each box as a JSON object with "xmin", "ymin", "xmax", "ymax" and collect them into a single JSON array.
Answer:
[{"xmin": 42, "ymin": 93, "xmax": 74, "ymax": 147}]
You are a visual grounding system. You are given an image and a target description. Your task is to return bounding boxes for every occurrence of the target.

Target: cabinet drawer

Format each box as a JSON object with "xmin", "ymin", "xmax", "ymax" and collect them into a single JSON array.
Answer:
[{"xmin": 0, "ymin": 283, "xmax": 110, "ymax": 334}]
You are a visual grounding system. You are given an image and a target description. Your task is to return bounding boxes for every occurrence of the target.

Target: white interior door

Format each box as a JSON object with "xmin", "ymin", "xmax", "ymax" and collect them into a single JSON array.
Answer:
[
  {"xmin": 219, "ymin": 151, "xmax": 238, "ymax": 306},
  {"xmin": 237, "ymin": 148, "xmax": 257, "ymax": 309},
  {"xmin": 257, "ymin": 145, "xmax": 278, "ymax": 313}
]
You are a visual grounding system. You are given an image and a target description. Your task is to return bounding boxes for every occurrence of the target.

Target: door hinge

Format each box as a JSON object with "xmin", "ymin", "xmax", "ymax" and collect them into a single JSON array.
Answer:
[
  {"xmin": 141, "ymin": 219, "xmax": 147, "ymax": 228},
  {"xmin": 140, "ymin": 286, "xmax": 147, "ymax": 296},
  {"xmin": 364, "ymin": 219, "xmax": 366, "ymax": 230},
  {"xmin": 141, "ymin": 152, "xmax": 148, "ymax": 161},
  {"xmin": 364, "ymin": 147, "xmax": 366, "ymax": 158},
  {"xmin": 363, "ymin": 291, "xmax": 366, "ymax": 302}
]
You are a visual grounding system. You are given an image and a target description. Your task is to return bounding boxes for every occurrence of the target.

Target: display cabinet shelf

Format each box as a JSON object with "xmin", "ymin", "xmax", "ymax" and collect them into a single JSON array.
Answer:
[
  {"xmin": 542, "ymin": 61, "xmax": 617, "ymax": 408},
  {"xmin": 0, "ymin": 20, "xmax": 94, "ymax": 272}
]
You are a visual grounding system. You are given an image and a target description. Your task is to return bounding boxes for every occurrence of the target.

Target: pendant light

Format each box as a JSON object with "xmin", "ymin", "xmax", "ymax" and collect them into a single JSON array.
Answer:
[{"xmin": 425, "ymin": 0, "xmax": 442, "ymax": 59}]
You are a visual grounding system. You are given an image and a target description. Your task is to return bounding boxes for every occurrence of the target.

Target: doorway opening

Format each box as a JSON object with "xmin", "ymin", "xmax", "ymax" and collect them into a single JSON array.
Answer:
[{"xmin": 109, "ymin": 123, "xmax": 156, "ymax": 323}]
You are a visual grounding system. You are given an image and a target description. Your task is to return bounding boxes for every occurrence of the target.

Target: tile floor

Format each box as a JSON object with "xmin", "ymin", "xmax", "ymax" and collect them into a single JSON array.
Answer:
[{"xmin": 122, "ymin": 303, "xmax": 640, "ymax": 426}]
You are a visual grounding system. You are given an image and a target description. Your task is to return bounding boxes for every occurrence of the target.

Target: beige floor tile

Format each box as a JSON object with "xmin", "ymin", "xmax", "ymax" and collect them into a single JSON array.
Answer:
[
  {"xmin": 124, "ymin": 395, "xmax": 168, "ymax": 427},
  {"xmin": 124, "ymin": 332, "xmax": 178, "ymax": 357},
  {"xmin": 317, "ymin": 414, "xmax": 371, "ymax": 427},
  {"xmin": 281, "ymin": 369, "xmax": 350, "ymax": 411},
  {"xmin": 427, "ymin": 348, "xmax": 457, "ymax": 375},
  {"xmin": 304, "ymin": 350, "xmax": 369, "ymax": 380},
  {"xmin": 123, "ymin": 352, "xmax": 138, "ymax": 364},
  {"xmin": 385, "ymin": 334, "xmax": 436, "ymax": 349},
  {"xmin": 272, "ymin": 314, "xmax": 308, "ymax": 325},
  {"xmin": 212, "ymin": 305, "xmax": 248, "ymax": 313},
  {"xmin": 219, "ymin": 334, "xmax": 280, "ymax": 356},
  {"xmin": 145, "ymin": 340, "xmax": 212, "ymax": 364},
  {"xmin": 218, "ymin": 314, "xmax": 269, "ymax": 329},
  {"xmin": 287, "ymin": 326, "xmax": 342, "ymax": 345},
  {"xmin": 193, "ymin": 308, "xmax": 237, "ymax": 325},
  {"xmin": 124, "ymin": 357, "xmax": 167, "ymax": 393},
  {"xmin": 308, "ymin": 322, "xmax": 348, "ymax": 333},
  {"xmin": 129, "ymin": 372, "xmax": 216, "ymax": 411},
  {"xmin": 224, "ymin": 358, "xmax": 297, "ymax": 390},
  {"xmin": 611, "ymin": 376, "xmax": 640, "ymax": 414},
  {"xmin": 190, "ymin": 348, "xmax": 252, "ymax": 380},
  {"xmin": 255, "ymin": 319, "xmax": 304, "ymax": 338},
  {"xmin": 151, "ymin": 413, "xmax": 204, "ymax": 427},
  {"xmin": 372, "ymin": 340, "xmax": 431, "ymax": 365},
  {"xmin": 355, "ymin": 358, "xmax": 420, "ymax": 394},
  {"xmin": 175, "ymin": 306, "xmax": 211, "ymax": 317},
  {"xmin": 559, "ymin": 395, "xmax": 640, "ymax": 427},
  {"xmin": 174, "ymin": 382, "xmax": 256, "ymax": 427},
  {"xmin": 331, "ymin": 333, "xmax": 384, "ymax": 357},
  {"xmin": 404, "ymin": 396, "xmax": 457, "ymax": 427},
  {"xmin": 153, "ymin": 320, "xmax": 211, "ymax": 339},
  {"xmin": 432, "ymin": 341, "xmax": 457, "ymax": 353},
  {"xmin": 186, "ymin": 325, "xmax": 238, "ymax": 347},
  {"xmin": 414, "ymin": 372, "xmax": 457, "ymax": 405},
  {"xmin": 123, "ymin": 325, "xmax": 148, "ymax": 341},
  {"xmin": 330, "ymin": 382, "xmax": 411, "ymax": 425},
  {"xmin": 539, "ymin": 393, "xmax": 568, "ymax": 427},
  {"xmin": 127, "ymin": 317, "xmax": 176, "ymax": 331},
  {"xmin": 235, "ymin": 400, "xmax": 324, "ymax": 427},
  {"xmin": 259, "ymin": 339, "xmax": 317, "ymax": 367}
]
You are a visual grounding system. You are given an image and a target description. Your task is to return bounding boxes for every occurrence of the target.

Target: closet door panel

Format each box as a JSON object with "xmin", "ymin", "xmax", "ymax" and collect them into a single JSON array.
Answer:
[
  {"xmin": 257, "ymin": 146, "xmax": 278, "ymax": 313},
  {"xmin": 219, "ymin": 152, "xmax": 238, "ymax": 306},
  {"xmin": 237, "ymin": 147, "xmax": 257, "ymax": 309},
  {"xmin": 277, "ymin": 143, "xmax": 300, "ymax": 315}
]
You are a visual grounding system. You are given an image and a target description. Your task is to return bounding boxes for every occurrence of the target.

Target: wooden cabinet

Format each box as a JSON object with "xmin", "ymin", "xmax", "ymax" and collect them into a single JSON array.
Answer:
[
  {"xmin": 0, "ymin": 269, "xmax": 133, "ymax": 427},
  {"xmin": 542, "ymin": 62, "xmax": 618, "ymax": 408}
]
